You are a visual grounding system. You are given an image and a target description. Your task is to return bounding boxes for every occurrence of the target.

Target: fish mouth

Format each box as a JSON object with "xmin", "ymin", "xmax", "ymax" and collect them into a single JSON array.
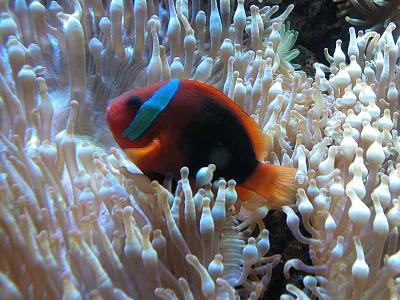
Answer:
[
  {"xmin": 105, "ymin": 106, "xmax": 110, "ymax": 119},
  {"xmin": 105, "ymin": 102, "xmax": 119, "ymax": 126},
  {"xmin": 105, "ymin": 102, "xmax": 122, "ymax": 137}
]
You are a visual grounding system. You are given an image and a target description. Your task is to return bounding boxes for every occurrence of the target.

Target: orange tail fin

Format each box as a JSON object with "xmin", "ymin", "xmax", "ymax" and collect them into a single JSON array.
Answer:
[{"xmin": 236, "ymin": 163, "xmax": 299, "ymax": 210}]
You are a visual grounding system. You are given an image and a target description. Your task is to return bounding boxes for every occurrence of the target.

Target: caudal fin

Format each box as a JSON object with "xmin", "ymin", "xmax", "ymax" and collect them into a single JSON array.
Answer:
[{"xmin": 236, "ymin": 163, "xmax": 299, "ymax": 209}]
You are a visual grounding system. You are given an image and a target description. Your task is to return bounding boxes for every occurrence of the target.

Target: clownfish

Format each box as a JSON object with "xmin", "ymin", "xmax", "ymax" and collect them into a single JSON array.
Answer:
[{"xmin": 106, "ymin": 79, "xmax": 298, "ymax": 209}]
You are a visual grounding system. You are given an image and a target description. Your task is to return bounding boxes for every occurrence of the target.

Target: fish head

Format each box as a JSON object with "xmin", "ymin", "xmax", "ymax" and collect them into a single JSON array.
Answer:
[
  {"xmin": 106, "ymin": 80, "xmax": 181, "ymax": 174},
  {"xmin": 106, "ymin": 80, "xmax": 180, "ymax": 150},
  {"xmin": 105, "ymin": 86, "xmax": 156, "ymax": 149}
]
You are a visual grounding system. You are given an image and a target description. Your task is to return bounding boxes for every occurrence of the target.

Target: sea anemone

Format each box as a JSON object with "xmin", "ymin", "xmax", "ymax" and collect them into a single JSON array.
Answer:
[
  {"xmin": 0, "ymin": 0, "xmax": 297, "ymax": 298},
  {"xmin": 331, "ymin": 0, "xmax": 400, "ymax": 31},
  {"xmin": 1, "ymin": 0, "xmax": 400, "ymax": 299},
  {"xmin": 279, "ymin": 23, "xmax": 400, "ymax": 299}
]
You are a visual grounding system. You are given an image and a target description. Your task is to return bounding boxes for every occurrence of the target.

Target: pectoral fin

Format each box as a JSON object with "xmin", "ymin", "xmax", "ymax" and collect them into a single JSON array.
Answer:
[{"xmin": 124, "ymin": 138, "xmax": 161, "ymax": 164}]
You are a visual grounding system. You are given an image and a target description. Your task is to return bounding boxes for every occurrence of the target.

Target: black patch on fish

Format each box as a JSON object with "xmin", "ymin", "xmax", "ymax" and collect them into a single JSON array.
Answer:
[
  {"xmin": 127, "ymin": 96, "xmax": 142, "ymax": 109},
  {"xmin": 179, "ymin": 99, "xmax": 258, "ymax": 183}
]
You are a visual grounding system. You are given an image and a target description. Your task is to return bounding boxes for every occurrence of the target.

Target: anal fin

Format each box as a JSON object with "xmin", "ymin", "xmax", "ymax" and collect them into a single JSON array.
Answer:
[
  {"xmin": 239, "ymin": 163, "xmax": 299, "ymax": 209},
  {"xmin": 236, "ymin": 185, "xmax": 267, "ymax": 210}
]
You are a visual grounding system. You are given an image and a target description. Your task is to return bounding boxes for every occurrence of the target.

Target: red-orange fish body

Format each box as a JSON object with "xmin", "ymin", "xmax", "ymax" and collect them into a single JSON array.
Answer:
[{"xmin": 106, "ymin": 80, "xmax": 298, "ymax": 208}]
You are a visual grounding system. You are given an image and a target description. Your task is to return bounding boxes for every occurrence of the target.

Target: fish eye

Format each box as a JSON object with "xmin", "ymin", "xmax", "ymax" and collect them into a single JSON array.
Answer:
[{"xmin": 127, "ymin": 96, "xmax": 142, "ymax": 109}]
